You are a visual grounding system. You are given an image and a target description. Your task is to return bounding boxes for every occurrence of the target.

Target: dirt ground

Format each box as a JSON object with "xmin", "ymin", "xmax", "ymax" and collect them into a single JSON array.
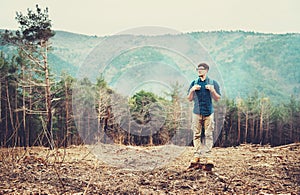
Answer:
[{"xmin": 0, "ymin": 143, "xmax": 299, "ymax": 194}]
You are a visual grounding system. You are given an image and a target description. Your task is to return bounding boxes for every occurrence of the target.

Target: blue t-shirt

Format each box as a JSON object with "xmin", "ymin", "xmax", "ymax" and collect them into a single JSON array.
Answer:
[{"xmin": 188, "ymin": 77, "xmax": 221, "ymax": 116}]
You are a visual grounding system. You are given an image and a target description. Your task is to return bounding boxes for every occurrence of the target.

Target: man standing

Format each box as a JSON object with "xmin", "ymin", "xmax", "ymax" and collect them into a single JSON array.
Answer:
[{"xmin": 187, "ymin": 62, "xmax": 221, "ymax": 165}]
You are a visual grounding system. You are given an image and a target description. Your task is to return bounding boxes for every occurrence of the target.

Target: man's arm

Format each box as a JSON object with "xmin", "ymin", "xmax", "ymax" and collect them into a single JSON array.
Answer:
[
  {"xmin": 206, "ymin": 82, "xmax": 221, "ymax": 101},
  {"xmin": 210, "ymin": 88, "xmax": 221, "ymax": 101},
  {"xmin": 187, "ymin": 89, "xmax": 194, "ymax": 102}
]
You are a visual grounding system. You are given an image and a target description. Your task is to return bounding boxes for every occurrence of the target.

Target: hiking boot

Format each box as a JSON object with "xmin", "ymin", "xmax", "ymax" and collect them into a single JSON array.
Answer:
[
  {"xmin": 206, "ymin": 159, "xmax": 214, "ymax": 165},
  {"xmin": 203, "ymin": 159, "xmax": 214, "ymax": 165},
  {"xmin": 190, "ymin": 157, "xmax": 200, "ymax": 164}
]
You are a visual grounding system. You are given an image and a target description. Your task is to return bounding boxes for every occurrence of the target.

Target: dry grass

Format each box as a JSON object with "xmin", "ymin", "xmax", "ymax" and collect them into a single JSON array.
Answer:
[{"xmin": 0, "ymin": 143, "xmax": 299, "ymax": 194}]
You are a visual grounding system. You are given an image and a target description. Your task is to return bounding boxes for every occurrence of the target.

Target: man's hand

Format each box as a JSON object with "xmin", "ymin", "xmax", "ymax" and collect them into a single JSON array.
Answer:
[
  {"xmin": 192, "ymin": 85, "xmax": 201, "ymax": 91},
  {"xmin": 205, "ymin": 84, "xmax": 214, "ymax": 92},
  {"xmin": 187, "ymin": 85, "xmax": 200, "ymax": 101},
  {"xmin": 206, "ymin": 84, "xmax": 220, "ymax": 101}
]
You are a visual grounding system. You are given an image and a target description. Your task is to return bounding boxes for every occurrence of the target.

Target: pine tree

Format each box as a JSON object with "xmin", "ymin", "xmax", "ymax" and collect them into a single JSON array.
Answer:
[{"xmin": 1, "ymin": 4, "xmax": 55, "ymax": 149}]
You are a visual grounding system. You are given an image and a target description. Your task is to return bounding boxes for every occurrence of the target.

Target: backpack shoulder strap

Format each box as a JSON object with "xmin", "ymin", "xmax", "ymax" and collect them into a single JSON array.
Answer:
[
  {"xmin": 193, "ymin": 78, "xmax": 199, "ymax": 86},
  {"xmin": 207, "ymin": 77, "xmax": 214, "ymax": 85}
]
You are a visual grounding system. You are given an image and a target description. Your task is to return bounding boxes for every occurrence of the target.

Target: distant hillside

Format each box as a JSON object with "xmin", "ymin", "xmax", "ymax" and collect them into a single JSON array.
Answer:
[
  {"xmin": 50, "ymin": 31, "xmax": 101, "ymax": 77},
  {"xmin": 1, "ymin": 30, "xmax": 300, "ymax": 103},
  {"xmin": 190, "ymin": 31, "xmax": 300, "ymax": 101}
]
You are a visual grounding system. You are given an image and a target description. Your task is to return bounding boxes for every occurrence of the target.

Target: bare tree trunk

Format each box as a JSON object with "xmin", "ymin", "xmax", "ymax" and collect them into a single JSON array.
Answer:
[
  {"xmin": 22, "ymin": 87, "xmax": 26, "ymax": 147},
  {"xmin": 14, "ymin": 85, "xmax": 20, "ymax": 146},
  {"xmin": 290, "ymin": 113, "xmax": 293, "ymax": 143},
  {"xmin": 27, "ymin": 74, "xmax": 33, "ymax": 147},
  {"xmin": 149, "ymin": 129, "xmax": 153, "ymax": 146},
  {"xmin": 43, "ymin": 41, "xmax": 54, "ymax": 149},
  {"xmin": 4, "ymin": 82, "xmax": 8, "ymax": 146},
  {"xmin": 237, "ymin": 109, "xmax": 241, "ymax": 144},
  {"xmin": 244, "ymin": 111, "xmax": 248, "ymax": 143},
  {"xmin": 250, "ymin": 117, "xmax": 255, "ymax": 142},
  {"xmin": 21, "ymin": 62, "xmax": 28, "ymax": 148},
  {"xmin": 6, "ymin": 81, "xmax": 17, "ymax": 146},
  {"xmin": 128, "ymin": 113, "xmax": 131, "ymax": 145},
  {"xmin": 65, "ymin": 81, "xmax": 70, "ymax": 147},
  {"xmin": 256, "ymin": 119, "xmax": 260, "ymax": 142},
  {"xmin": 97, "ymin": 101, "xmax": 101, "ymax": 143},
  {"xmin": 265, "ymin": 113, "xmax": 270, "ymax": 143},
  {"xmin": 259, "ymin": 102, "xmax": 264, "ymax": 143}
]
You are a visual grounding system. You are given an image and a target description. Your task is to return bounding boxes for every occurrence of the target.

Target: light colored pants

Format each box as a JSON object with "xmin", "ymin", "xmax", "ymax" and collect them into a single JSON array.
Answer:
[{"xmin": 191, "ymin": 113, "xmax": 214, "ymax": 158}]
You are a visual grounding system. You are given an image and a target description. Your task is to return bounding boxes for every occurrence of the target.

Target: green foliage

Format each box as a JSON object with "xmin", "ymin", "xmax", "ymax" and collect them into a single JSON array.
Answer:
[
  {"xmin": 15, "ymin": 4, "xmax": 55, "ymax": 43},
  {"xmin": 129, "ymin": 90, "xmax": 158, "ymax": 125}
]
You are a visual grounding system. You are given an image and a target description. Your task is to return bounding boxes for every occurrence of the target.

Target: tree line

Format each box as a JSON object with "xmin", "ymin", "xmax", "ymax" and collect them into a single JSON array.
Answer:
[
  {"xmin": 215, "ymin": 94, "xmax": 300, "ymax": 147},
  {"xmin": 0, "ymin": 5, "xmax": 299, "ymax": 149},
  {"xmin": 0, "ymin": 53, "xmax": 299, "ymax": 148}
]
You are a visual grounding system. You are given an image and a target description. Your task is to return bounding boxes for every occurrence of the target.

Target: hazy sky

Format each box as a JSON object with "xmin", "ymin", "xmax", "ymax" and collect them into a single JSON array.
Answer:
[{"xmin": 1, "ymin": 0, "xmax": 300, "ymax": 36}]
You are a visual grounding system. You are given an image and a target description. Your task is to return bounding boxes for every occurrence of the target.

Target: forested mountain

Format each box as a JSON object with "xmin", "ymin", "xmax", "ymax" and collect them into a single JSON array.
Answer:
[
  {"xmin": 1, "ymin": 30, "xmax": 299, "ymax": 102},
  {"xmin": 1, "ymin": 29, "xmax": 299, "ymax": 148},
  {"xmin": 46, "ymin": 30, "xmax": 300, "ymax": 103}
]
